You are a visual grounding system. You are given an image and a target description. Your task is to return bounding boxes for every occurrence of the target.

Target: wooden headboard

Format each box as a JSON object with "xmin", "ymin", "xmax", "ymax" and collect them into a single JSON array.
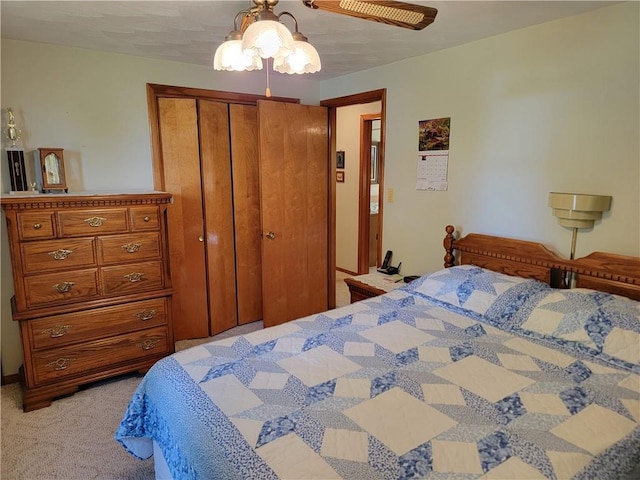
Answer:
[
  {"xmin": 443, "ymin": 225, "xmax": 640, "ymax": 300},
  {"xmin": 569, "ymin": 252, "xmax": 640, "ymax": 300}
]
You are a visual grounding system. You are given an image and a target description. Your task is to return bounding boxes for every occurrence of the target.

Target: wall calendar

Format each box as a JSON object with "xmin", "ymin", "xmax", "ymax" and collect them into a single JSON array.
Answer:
[{"xmin": 416, "ymin": 117, "xmax": 450, "ymax": 191}]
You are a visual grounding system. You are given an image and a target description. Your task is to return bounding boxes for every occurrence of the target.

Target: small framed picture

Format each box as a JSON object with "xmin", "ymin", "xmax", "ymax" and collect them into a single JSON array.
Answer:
[
  {"xmin": 336, "ymin": 171, "xmax": 345, "ymax": 183},
  {"xmin": 336, "ymin": 151, "xmax": 345, "ymax": 169}
]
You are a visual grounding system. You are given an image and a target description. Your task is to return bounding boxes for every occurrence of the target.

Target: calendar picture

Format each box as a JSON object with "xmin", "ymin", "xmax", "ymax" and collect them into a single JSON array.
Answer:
[
  {"xmin": 416, "ymin": 117, "xmax": 451, "ymax": 191},
  {"xmin": 418, "ymin": 117, "xmax": 450, "ymax": 151}
]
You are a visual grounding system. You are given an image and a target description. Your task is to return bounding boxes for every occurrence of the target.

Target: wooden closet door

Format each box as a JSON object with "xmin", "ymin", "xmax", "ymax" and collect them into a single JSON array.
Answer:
[
  {"xmin": 199, "ymin": 100, "xmax": 238, "ymax": 335},
  {"xmin": 157, "ymin": 98, "xmax": 209, "ymax": 339},
  {"xmin": 258, "ymin": 100, "xmax": 329, "ymax": 327},
  {"xmin": 229, "ymin": 104, "xmax": 263, "ymax": 325}
]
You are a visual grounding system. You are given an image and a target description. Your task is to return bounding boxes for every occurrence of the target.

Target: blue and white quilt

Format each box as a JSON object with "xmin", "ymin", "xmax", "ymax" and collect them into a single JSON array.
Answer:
[{"xmin": 117, "ymin": 266, "xmax": 640, "ymax": 479}]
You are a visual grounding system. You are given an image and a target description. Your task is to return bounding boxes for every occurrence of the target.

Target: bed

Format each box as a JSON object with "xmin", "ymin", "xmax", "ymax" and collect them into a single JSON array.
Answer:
[{"xmin": 116, "ymin": 226, "xmax": 640, "ymax": 479}]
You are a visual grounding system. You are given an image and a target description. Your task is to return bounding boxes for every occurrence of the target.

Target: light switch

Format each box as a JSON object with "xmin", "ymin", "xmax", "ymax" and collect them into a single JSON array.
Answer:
[{"xmin": 387, "ymin": 188, "xmax": 394, "ymax": 203}]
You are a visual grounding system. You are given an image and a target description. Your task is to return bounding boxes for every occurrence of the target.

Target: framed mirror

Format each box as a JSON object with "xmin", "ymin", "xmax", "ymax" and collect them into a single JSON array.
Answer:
[{"xmin": 37, "ymin": 148, "xmax": 68, "ymax": 192}]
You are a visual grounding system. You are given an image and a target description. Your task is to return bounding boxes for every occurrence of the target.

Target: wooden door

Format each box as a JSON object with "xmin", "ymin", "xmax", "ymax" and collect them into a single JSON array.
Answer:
[
  {"xmin": 157, "ymin": 98, "xmax": 209, "ymax": 339},
  {"xmin": 229, "ymin": 104, "xmax": 263, "ymax": 325},
  {"xmin": 199, "ymin": 100, "xmax": 238, "ymax": 335},
  {"xmin": 258, "ymin": 100, "xmax": 329, "ymax": 327}
]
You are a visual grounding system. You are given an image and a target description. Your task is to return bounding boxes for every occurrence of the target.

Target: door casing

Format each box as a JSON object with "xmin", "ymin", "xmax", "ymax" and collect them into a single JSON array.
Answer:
[
  {"xmin": 358, "ymin": 113, "xmax": 383, "ymax": 274},
  {"xmin": 321, "ymin": 89, "xmax": 387, "ymax": 281}
]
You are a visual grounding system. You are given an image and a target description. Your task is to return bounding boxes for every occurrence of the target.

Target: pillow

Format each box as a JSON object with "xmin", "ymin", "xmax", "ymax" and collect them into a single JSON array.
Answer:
[
  {"xmin": 410, "ymin": 265, "xmax": 550, "ymax": 315},
  {"xmin": 488, "ymin": 287, "xmax": 640, "ymax": 371}
]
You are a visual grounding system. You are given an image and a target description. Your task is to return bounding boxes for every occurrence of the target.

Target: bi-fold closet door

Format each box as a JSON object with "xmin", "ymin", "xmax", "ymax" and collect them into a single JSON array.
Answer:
[
  {"xmin": 158, "ymin": 97, "xmax": 329, "ymax": 340},
  {"xmin": 159, "ymin": 98, "xmax": 262, "ymax": 340}
]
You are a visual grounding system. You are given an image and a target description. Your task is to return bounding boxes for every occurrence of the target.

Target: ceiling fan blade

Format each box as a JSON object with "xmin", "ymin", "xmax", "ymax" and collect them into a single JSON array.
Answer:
[{"xmin": 303, "ymin": 0, "xmax": 437, "ymax": 31}]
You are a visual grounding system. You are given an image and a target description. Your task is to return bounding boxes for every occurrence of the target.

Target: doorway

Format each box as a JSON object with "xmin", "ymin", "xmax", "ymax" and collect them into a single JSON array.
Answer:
[{"xmin": 321, "ymin": 89, "xmax": 386, "ymax": 306}]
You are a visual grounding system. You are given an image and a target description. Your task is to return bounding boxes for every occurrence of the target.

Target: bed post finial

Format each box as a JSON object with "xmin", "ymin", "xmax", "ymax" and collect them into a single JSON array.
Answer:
[{"xmin": 444, "ymin": 225, "xmax": 455, "ymax": 268}]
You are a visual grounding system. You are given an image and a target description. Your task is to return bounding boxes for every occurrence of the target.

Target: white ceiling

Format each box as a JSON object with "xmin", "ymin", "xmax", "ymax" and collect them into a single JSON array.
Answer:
[{"xmin": 1, "ymin": 1, "xmax": 617, "ymax": 81}]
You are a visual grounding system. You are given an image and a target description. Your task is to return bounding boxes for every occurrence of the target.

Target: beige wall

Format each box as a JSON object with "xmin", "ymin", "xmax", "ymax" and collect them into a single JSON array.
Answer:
[
  {"xmin": 2, "ymin": 2, "xmax": 639, "ymax": 375},
  {"xmin": 335, "ymin": 102, "xmax": 381, "ymax": 273},
  {"xmin": 321, "ymin": 2, "xmax": 639, "ymax": 278}
]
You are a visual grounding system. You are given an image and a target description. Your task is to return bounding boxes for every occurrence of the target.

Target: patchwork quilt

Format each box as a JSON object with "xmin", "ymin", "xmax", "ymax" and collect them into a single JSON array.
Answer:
[{"xmin": 117, "ymin": 266, "xmax": 640, "ymax": 479}]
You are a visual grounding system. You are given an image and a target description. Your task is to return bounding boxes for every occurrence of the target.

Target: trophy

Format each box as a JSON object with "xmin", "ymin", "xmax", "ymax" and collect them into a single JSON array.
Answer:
[
  {"xmin": 5, "ymin": 108, "xmax": 29, "ymax": 193},
  {"xmin": 5, "ymin": 108, "xmax": 22, "ymax": 148}
]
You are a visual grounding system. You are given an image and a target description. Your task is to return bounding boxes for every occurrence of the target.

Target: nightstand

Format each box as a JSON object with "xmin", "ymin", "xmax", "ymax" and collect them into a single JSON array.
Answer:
[{"xmin": 344, "ymin": 272, "xmax": 405, "ymax": 303}]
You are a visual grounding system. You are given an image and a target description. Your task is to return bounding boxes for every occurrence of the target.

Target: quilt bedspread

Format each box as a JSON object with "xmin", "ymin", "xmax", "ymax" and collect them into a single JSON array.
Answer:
[{"xmin": 117, "ymin": 269, "xmax": 640, "ymax": 479}]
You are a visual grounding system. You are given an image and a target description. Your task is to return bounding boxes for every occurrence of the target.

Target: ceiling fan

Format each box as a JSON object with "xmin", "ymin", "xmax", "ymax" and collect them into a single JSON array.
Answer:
[
  {"xmin": 240, "ymin": 0, "xmax": 438, "ymax": 31},
  {"xmin": 215, "ymin": 0, "xmax": 437, "ymax": 77},
  {"xmin": 302, "ymin": 0, "xmax": 438, "ymax": 31}
]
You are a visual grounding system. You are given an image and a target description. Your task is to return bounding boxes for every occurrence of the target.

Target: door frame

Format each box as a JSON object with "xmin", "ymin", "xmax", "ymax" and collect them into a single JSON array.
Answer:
[
  {"xmin": 321, "ymin": 89, "xmax": 387, "ymax": 291},
  {"xmin": 358, "ymin": 113, "xmax": 383, "ymax": 274}
]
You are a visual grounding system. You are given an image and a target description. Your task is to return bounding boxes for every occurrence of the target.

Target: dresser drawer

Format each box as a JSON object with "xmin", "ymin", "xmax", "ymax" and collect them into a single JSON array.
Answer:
[
  {"xmin": 21, "ymin": 238, "xmax": 96, "ymax": 274},
  {"xmin": 24, "ymin": 269, "xmax": 99, "ymax": 308},
  {"xmin": 17, "ymin": 212, "xmax": 56, "ymax": 240},
  {"xmin": 130, "ymin": 206, "xmax": 160, "ymax": 231},
  {"xmin": 101, "ymin": 261, "xmax": 164, "ymax": 295},
  {"xmin": 28, "ymin": 297, "xmax": 169, "ymax": 350},
  {"xmin": 58, "ymin": 209, "xmax": 128, "ymax": 237},
  {"xmin": 98, "ymin": 232, "xmax": 161, "ymax": 265},
  {"xmin": 32, "ymin": 326, "xmax": 170, "ymax": 384}
]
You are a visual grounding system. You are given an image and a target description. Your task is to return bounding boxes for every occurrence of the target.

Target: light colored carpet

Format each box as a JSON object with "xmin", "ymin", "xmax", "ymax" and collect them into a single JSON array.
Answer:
[
  {"xmin": 1, "ymin": 374, "xmax": 155, "ymax": 480},
  {"xmin": 335, "ymin": 270, "xmax": 352, "ymax": 308}
]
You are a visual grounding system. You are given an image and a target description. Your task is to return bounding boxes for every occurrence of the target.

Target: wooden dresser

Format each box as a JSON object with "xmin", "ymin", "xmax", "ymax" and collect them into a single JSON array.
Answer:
[{"xmin": 1, "ymin": 192, "xmax": 174, "ymax": 411}]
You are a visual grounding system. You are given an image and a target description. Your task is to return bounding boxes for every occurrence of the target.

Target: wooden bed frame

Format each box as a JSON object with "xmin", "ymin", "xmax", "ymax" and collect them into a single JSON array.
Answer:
[{"xmin": 443, "ymin": 225, "xmax": 640, "ymax": 300}]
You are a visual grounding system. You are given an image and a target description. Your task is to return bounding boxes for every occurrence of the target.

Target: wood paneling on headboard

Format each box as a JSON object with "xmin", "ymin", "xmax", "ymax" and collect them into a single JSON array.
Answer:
[{"xmin": 443, "ymin": 225, "xmax": 640, "ymax": 300}]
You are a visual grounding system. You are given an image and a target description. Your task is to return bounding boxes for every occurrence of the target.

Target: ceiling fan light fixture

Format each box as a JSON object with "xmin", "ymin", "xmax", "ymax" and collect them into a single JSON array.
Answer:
[
  {"xmin": 273, "ymin": 32, "xmax": 321, "ymax": 74},
  {"xmin": 214, "ymin": 32, "xmax": 263, "ymax": 71},
  {"xmin": 242, "ymin": 18, "xmax": 294, "ymax": 59},
  {"xmin": 214, "ymin": 1, "xmax": 321, "ymax": 75}
]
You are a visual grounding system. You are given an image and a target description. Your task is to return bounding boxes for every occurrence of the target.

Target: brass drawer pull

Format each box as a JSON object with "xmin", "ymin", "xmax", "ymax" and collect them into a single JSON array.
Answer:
[
  {"xmin": 33, "ymin": 223, "xmax": 42, "ymax": 230},
  {"xmin": 53, "ymin": 281, "xmax": 75, "ymax": 293},
  {"xmin": 137, "ymin": 338, "xmax": 160, "ymax": 351},
  {"xmin": 84, "ymin": 216, "xmax": 107, "ymax": 227},
  {"xmin": 48, "ymin": 249, "xmax": 73, "ymax": 260},
  {"xmin": 124, "ymin": 272, "xmax": 144, "ymax": 283},
  {"xmin": 46, "ymin": 358, "xmax": 75, "ymax": 371},
  {"xmin": 42, "ymin": 325, "xmax": 70, "ymax": 338},
  {"xmin": 143, "ymin": 216, "xmax": 150, "ymax": 222},
  {"xmin": 135, "ymin": 309, "xmax": 156, "ymax": 321},
  {"xmin": 122, "ymin": 242, "xmax": 142, "ymax": 253}
]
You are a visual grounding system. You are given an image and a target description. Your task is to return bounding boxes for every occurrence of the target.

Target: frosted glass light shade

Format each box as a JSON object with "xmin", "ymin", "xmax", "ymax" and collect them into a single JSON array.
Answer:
[
  {"xmin": 242, "ymin": 20, "xmax": 294, "ymax": 59},
  {"xmin": 273, "ymin": 40, "xmax": 321, "ymax": 74},
  {"xmin": 214, "ymin": 39, "xmax": 263, "ymax": 71},
  {"xmin": 548, "ymin": 192, "xmax": 612, "ymax": 228}
]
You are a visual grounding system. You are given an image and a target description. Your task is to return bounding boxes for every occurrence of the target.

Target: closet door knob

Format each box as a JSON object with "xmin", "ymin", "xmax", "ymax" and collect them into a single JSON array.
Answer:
[
  {"xmin": 198, "ymin": 235, "xmax": 204, "ymax": 242},
  {"xmin": 265, "ymin": 231, "xmax": 276, "ymax": 240}
]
